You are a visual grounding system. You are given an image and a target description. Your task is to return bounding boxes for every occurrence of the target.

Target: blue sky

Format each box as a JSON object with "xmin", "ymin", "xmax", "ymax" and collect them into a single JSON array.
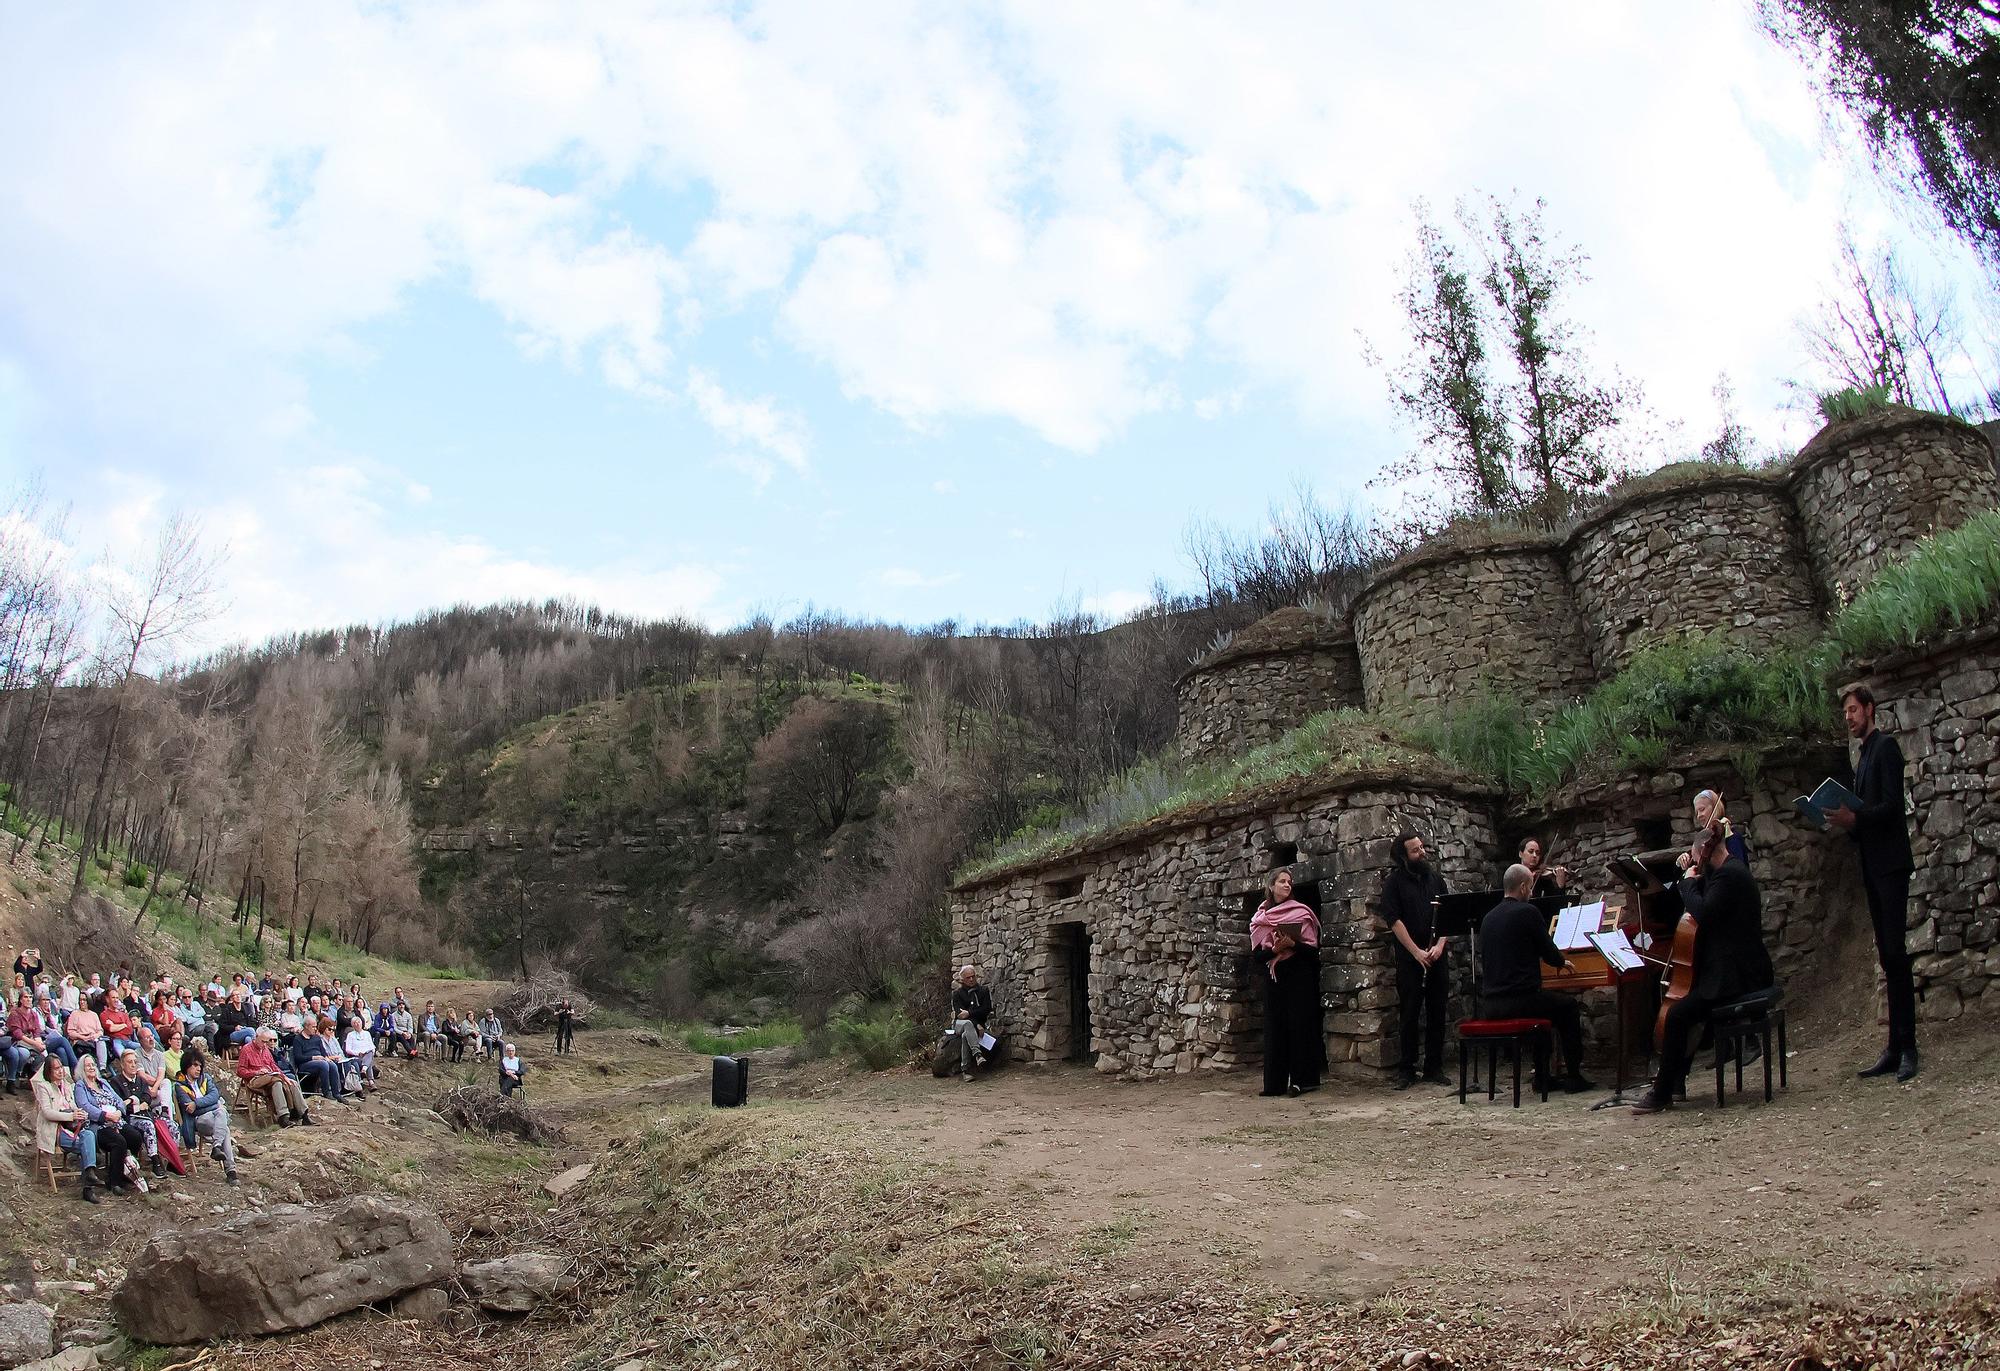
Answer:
[{"xmin": 0, "ymin": 2, "xmax": 1991, "ymax": 652}]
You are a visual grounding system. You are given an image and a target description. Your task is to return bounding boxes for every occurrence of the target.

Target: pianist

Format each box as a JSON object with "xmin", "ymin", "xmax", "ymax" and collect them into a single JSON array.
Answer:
[{"xmin": 1477, "ymin": 864, "xmax": 1595, "ymax": 1094}]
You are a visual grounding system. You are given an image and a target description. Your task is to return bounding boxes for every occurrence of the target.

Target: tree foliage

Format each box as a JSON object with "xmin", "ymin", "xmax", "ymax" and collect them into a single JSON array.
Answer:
[
  {"xmin": 1370, "ymin": 196, "xmax": 1638, "ymax": 532},
  {"xmin": 1760, "ymin": 1, "xmax": 2000, "ymax": 271}
]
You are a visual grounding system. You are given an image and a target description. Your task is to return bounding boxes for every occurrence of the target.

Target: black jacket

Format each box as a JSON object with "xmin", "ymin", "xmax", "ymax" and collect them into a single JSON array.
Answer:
[
  {"xmin": 1676, "ymin": 859, "xmax": 1775, "ymax": 1004},
  {"xmin": 951, "ymin": 984, "xmax": 993, "ymax": 1027},
  {"xmin": 1379, "ymin": 863, "xmax": 1447, "ymax": 951},
  {"xmin": 1478, "ymin": 898, "xmax": 1564, "ymax": 999},
  {"xmin": 1848, "ymin": 729, "xmax": 1915, "ymax": 876}
]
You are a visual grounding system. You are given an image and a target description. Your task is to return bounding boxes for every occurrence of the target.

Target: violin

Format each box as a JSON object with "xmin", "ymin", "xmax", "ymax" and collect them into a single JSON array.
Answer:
[{"xmin": 1653, "ymin": 817, "xmax": 1724, "ymax": 1052}]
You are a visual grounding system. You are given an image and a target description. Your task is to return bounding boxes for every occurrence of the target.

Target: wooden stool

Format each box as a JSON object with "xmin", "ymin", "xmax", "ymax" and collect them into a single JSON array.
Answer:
[{"xmin": 1456, "ymin": 1018, "xmax": 1554, "ymax": 1107}]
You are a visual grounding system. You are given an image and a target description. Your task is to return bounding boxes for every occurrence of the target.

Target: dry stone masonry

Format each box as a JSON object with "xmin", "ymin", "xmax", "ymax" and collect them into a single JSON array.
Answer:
[
  {"xmin": 1175, "ymin": 607, "xmax": 1364, "ymax": 762},
  {"xmin": 1351, "ymin": 540, "xmax": 1597, "ymax": 709},
  {"xmin": 1565, "ymin": 475, "xmax": 1823, "ymax": 673},
  {"xmin": 1865, "ymin": 625, "xmax": 2000, "ymax": 1024},
  {"xmin": 955, "ymin": 407, "xmax": 2000, "ymax": 1081},
  {"xmin": 952, "ymin": 773, "xmax": 1497, "ymax": 1076}
]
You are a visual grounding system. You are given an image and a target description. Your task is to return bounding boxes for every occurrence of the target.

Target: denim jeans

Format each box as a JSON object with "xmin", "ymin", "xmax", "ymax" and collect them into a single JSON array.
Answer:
[
  {"xmin": 41, "ymin": 1032, "xmax": 78, "ymax": 1071},
  {"xmin": 58, "ymin": 1125, "xmax": 97, "ymax": 1171}
]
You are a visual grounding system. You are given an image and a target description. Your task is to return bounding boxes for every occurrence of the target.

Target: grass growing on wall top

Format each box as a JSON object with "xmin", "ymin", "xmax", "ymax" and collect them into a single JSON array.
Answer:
[
  {"xmin": 956, "ymin": 711, "xmax": 1456, "ymax": 883},
  {"xmin": 1828, "ymin": 509, "xmax": 2000, "ymax": 660}
]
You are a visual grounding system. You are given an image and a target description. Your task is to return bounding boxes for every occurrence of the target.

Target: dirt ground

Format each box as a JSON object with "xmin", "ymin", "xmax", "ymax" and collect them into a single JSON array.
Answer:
[{"xmin": 807, "ymin": 1028, "xmax": 2000, "ymax": 1321}]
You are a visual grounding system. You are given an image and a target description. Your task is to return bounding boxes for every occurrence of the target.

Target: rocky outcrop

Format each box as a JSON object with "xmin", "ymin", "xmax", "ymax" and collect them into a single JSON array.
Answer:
[
  {"xmin": 0, "ymin": 1303, "xmax": 54, "ymax": 1370},
  {"xmin": 111, "ymin": 1195, "xmax": 452, "ymax": 1345},
  {"xmin": 458, "ymin": 1253, "xmax": 577, "ymax": 1313}
]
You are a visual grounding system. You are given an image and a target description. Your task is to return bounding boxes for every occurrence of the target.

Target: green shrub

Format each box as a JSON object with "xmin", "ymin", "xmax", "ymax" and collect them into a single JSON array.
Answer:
[
  {"xmin": 684, "ymin": 1020, "xmax": 803, "ymax": 1057},
  {"xmin": 830, "ymin": 1002, "xmax": 917, "ymax": 1071},
  {"xmin": 124, "ymin": 862, "xmax": 150, "ymax": 888},
  {"xmin": 175, "ymin": 938, "xmax": 202, "ymax": 968},
  {"xmin": 1816, "ymin": 384, "xmax": 1894, "ymax": 423},
  {"xmin": 230, "ymin": 935, "xmax": 266, "ymax": 967}
]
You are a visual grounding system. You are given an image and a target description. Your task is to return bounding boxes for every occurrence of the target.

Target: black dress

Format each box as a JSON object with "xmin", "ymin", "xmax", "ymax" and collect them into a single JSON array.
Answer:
[{"xmin": 1257, "ymin": 943, "xmax": 1325, "ymax": 1094}]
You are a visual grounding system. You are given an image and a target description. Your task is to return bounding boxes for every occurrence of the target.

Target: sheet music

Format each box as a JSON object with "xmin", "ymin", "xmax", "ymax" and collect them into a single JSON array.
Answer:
[
  {"xmin": 1553, "ymin": 901, "xmax": 1606, "ymax": 950},
  {"xmin": 1588, "ymin": 928, "xmax": 1644, "ymax": 973}
]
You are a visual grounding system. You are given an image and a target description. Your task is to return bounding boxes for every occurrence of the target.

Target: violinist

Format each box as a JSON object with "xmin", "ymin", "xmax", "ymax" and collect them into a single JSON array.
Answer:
[
  {"xmin": 1631, "ymin": 818, "xmax": 1774, "ymax": 1115},
  {"xmin": 1517, "ymin": 837, "xmax": 1570, "ymax": 901}
]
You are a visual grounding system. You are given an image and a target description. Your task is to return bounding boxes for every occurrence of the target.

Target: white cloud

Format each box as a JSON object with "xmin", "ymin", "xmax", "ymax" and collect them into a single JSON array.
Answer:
[
  {"xmin": 686, "ymin": 367, "xmax": 810, "ymax": 476},
  {"xmin": 931, "ymin": 479, "xmax": 956, "ymax": 495}
]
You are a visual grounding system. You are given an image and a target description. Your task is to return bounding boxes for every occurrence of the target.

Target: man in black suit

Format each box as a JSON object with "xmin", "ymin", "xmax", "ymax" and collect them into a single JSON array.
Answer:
[
  {"xmin": 1632, "ymin": 823, "xmax": 1775, "ymax": 1114},
  {"xmin": 1828, "ymin": 683, "xmax": 1919, "ymax": 1082},
  {"xmin": 1380, "ymin": 831, "xmax": 1449, "ymax": 1088}
]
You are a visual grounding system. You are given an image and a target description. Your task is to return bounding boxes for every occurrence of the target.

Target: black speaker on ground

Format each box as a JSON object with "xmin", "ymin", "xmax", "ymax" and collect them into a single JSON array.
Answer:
[{"xmin": 711, "ymin": 1054, "xmax": 749, "ymax": 1107}]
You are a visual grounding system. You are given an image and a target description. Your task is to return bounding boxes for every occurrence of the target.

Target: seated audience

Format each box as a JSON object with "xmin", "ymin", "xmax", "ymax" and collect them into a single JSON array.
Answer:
[
  {"xmin": 36, "ymin": 1057, "xmax": 117, "ymax": 1203},
  {"xmin": 74, "ymin": 1055, "xmax": 152, "ymax": 1192}
]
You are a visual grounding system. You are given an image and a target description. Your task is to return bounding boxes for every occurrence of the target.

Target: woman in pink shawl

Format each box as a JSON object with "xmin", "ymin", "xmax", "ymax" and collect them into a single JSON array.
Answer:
[{"xmin": 1249, "ymin": 869, "xmax": 1326, "ymax": 1097}]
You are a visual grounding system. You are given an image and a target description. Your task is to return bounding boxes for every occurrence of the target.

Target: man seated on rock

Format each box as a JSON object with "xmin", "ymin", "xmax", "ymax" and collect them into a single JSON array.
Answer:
[
  {"xmin": 947, "ymin": 965, "xmax": 995, "ymax": 1082},
  {"xmin": 291, "ymin": 1016, "xmax": 351, "ymax": 1104},
  {"xmin": 419, "ymin": 1000, "xmax": 442, "ymax": 1058},
  {"xmin": 172, "ymin": 1052, "xmax": 239, "ymax": 1185},
  {"xmin": 478, "ymin": 1009, "xmax": 503, "ymax": 1062},
  {"xmin": 237, "ymin": 1026, "xmax": 315, "ymax": 1127},
  {"xmin": 499, "ymin": 1041, "xmax": 526, "ymax": 1096},
  {"xmin": 4, "ymin": 987, "xmax": 46, "ymax": 1092},
  {"xmin": 98, "ymin": 994, "xmax": 140, "ymax": 1059}
]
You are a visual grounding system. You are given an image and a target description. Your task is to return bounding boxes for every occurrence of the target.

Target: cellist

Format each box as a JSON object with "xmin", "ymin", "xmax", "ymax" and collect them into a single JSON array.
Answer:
[{"xmin": 1631, "ymin": 818, "xmax": 1775, "ymax": 1115}]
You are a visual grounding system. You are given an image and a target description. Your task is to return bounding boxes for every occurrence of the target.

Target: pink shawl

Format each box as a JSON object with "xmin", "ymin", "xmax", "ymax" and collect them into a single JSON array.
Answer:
[{"xmin": 1250, "ymin": 898, "xmax": 1321, "ymax": 979}]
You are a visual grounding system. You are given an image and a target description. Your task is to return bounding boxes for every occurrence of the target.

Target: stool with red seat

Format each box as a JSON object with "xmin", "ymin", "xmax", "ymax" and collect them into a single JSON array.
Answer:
[{"xmin": 1456, "ymin": 1018, "xmax": 1553, "ymax": 1106}]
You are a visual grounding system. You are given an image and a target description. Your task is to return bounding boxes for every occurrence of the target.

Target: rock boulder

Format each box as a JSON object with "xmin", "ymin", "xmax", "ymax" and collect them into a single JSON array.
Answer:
[
  {"xmin": 111, "ymin": 1195, "xmax": 452, "ymax": 1345},
  {"xmin": 459, "ymin": 1253, "xmax": 577, "ymax": 1313},
  {"xmin": 0, "ymin": 1302, "xmax": 55, "ymax": 1369}
]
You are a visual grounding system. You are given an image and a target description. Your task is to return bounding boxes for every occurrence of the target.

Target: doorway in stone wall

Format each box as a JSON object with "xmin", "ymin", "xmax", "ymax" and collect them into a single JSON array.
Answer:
[{"xmin": 1051, "ymin": 921, "xmax": 1095, "ymax": 1064}]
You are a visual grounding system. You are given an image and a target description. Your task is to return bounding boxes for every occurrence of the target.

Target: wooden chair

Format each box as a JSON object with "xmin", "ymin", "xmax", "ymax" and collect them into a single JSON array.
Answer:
[
  {"xmin": 234, "ymin": 1079, "xmax": 277, "ymax": 1129},
  {"xmin": 36, "ymin": 1147, "xmax": 67, "ymax": 1192}
]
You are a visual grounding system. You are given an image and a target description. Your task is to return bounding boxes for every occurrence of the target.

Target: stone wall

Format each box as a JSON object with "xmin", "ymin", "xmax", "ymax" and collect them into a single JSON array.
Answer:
[
  {"xmin": 1175, "ymin": 644, "xmax": 1364, "ymax": 762},
  {"xmin": 1565, "ymin": 476, "xmax": 1822, "ymax": 673},
  {"xmin": 1861, "ymin": 623, "xmax": 2000, "ymax": 1025},
  {"xmin": 1351, "ymin": 541, "xmax": 1596, "ymax": 709},
  {"xmin": 1790, "ymin": 407, "xmax": 2000, "ymax": 605},
  {"xmin": 950, "ymin": 775, "xmax": 1500, "ymax": 1078}
]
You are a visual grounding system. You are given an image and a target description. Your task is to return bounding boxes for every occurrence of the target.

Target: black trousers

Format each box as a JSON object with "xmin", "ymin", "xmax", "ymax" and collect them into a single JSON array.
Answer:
[
  {"xmin": 1261, "ymin": 955, "xmax": 1325, "ymax": 1093},
  {"xmin": 1396, "ymin": 952, "xmax": 1449, "ymax": 1076},
  {"xmin": 1480, "ymin": 991, "xmax": 1585, "ymax": 1080},
  {"xmin": 1863, "ymin": 864, "xmax": 1917, "ymax": 1052},
  {"xmin": 555, "ymin": 1021, "xmax": 574, "ymax": 1053},
  {"xmin": 1653, "ymin": 993, "xmax": 1717, "ymax": 1094}
]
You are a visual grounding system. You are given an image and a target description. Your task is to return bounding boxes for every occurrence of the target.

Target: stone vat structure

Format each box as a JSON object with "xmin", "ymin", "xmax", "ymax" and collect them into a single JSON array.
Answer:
[
  {"xmin": 953, "ymin": 409, "xmax": 2000, "ymax": 1082},
  {"xmin": 1174, "ymin": 607, "xmax": 1363, "ymax": 762},
  {"xmin": 950, "ymin": 771, "xmax": 1498, "ymax": 1075},
  {"xmin": 1564, "ymin": 473, "xmax": 1823, "ymax": 673},
  {"xmin": 1790, "ymin": 406, "xmax": 2000, "ymax": 605},
  {"xmin": 1350, "ymin": 538, "xmax": 1595, "ymax": 709}
]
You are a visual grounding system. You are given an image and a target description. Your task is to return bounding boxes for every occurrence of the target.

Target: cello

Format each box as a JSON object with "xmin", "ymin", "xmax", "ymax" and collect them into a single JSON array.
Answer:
[{"xmin": 1653, "ymin": 817, "xmax": 1724, "ymax": 1052}]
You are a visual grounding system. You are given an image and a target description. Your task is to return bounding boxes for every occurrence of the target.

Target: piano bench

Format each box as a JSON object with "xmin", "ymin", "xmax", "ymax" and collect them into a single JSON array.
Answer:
[
  {"xmin": 1456, "ymin": 1019, "xmax": 1553, "ymax": 1108},
  {"xmin": 1710, "ymin": 989, "xmax": 1788, "ymax": 1107}
]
